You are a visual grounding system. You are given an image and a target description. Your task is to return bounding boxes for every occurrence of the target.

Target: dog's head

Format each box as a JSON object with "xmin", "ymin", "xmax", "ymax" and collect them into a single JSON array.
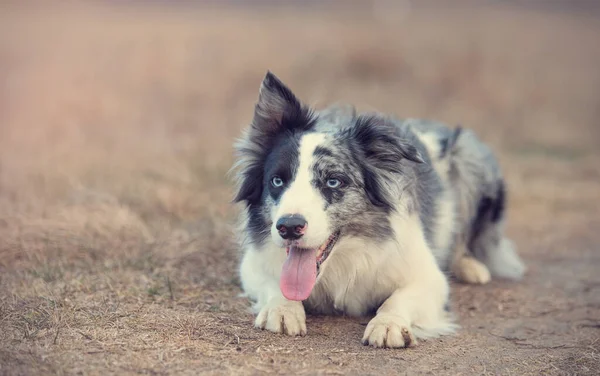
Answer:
[{"xmin": 233, "ymin": 72, "xmax": 424, "ymax": 301}]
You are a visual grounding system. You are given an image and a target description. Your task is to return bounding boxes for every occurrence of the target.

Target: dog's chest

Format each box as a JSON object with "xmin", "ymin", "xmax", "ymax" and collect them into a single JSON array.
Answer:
[
  {"xmin": 303, "ymin": 242, "xmax": 401, "ymax": 317},
  {"xmin": 304, "ymin": 282, "xmax": 386, "ymax": 317}
]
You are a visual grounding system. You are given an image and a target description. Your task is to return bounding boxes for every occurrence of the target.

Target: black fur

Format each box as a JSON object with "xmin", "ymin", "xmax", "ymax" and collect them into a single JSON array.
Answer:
[
  {"xmin": 255, "ymin": 72, "xmax": 316, "ymax": 135},
  {"xmin": 234, "ymin": 72, "xmax": 317, "ymax": 245},
  {"xmin": 234, "ymin": 72, "xmax": 316, "ymax": 207},
  {"xmin": 470, "ymin": 196, "xmax": 493, "ymax": 250},
  {"xmin": 236, "ymin": 73, "xmax": 443, "ymax": 248},
  {"xmin": 313, "ymin": 146, "xmax": 334, "ymax": 158},
  {"xmin": 468, "ymin": 180, "xmax": 505, "ymax": 250},
  {"xmin": 350, "ymin": 115, "xmax": 424, "ymax": 169},
  {"xmin": 246, "ymin": 205, "xmax": 270, "ymax": 245},
  {"xmin": 317, "ymin": 179, "xmax": 346, "ymax": 207},
  {"xmin": 342, "ymin": 115, "xmax": 424, "ymax": 211},
  {"xmin": 264, "ymin": 134, "xmax": 302, "ymax": 203},
  {"xmin": 491, "ymin": 181, "xmax": 505, "ymax": 223}
]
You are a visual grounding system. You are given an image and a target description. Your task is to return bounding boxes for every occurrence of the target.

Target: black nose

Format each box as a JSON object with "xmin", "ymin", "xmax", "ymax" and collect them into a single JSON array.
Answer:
[{"xmin": 276, "ymin": 215, "xmax": 307, "ymax": 240}]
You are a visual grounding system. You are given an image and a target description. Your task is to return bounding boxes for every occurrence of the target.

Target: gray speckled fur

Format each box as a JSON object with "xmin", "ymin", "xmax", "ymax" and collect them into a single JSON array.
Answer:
[
  {"xmin": 405, "ymin": 118, "xmax": 526, "ymax": 279},
  {"xmin": 314, "ymin": 108, "xmax": 443, "ymax": 254},
  {"xmin": 311, "ymin": 109, "xmax": 444, "ymax": 249},
  {"xmin": 232, "ymin": 73, "xmax": 526, "ymax": 345},
  {"xmin": 312, "ymin": 109, "xmax": 525, "ymax": 278},
  {"xmin": 233, "ymin": 76, "xmax": 524, "ymax": 291}
]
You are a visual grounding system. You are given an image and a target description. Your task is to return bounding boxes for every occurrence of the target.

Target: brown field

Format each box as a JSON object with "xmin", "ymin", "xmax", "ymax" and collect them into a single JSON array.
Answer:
[{"xmin": 1, "ymin": 1, "xmax": 599, "ymax": 375}]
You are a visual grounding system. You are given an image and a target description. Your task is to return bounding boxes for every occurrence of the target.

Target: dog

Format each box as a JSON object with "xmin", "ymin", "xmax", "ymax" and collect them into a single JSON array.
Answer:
[{"xmin": 231, "ymin": 71, "xmax": 526, "ymax": 348}]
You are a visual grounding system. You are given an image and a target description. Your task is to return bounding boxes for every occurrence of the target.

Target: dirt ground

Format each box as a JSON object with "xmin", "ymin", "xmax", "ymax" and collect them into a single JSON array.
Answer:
[{"xmin": 1, "ymin": 2, "xmax": 599, "ymax": 375}]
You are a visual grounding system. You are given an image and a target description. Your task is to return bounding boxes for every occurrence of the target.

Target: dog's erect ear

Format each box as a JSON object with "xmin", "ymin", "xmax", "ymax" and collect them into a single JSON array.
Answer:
[
  {"xmin": 232, "ymin": 72, "xmax": 315, "ymax": 206},
  {"xmin": 252, "ymin": 71, "xmax": 315, "ymax": 135}
]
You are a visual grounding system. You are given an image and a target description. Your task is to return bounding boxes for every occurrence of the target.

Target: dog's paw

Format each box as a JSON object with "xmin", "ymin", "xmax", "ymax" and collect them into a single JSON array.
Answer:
[
  {"xmin": 255, "ymin": 299, "xmax": 307, "ymax": 336},
  {"xmin": 453, "ymin": 257, "xmax": 491, "ymax": 285},
  {"xmin": 361, "ymin": 314, "xmax": 416, "ymax": 348}
]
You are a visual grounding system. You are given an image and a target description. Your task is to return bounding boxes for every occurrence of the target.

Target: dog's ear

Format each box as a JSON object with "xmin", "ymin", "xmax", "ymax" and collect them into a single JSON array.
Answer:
[
  {"xmin": 350, "ymin": 115, "xmax": 424, "ymax": 172},
  {"xmin": 252, "ymin": 71, "xmax": 315, "ymax": 135},
  {"xmin": 347, "ymin": 115, "xmax": 424, "ymax": 209},
  {"xmin": 232, "ymin": 72, "xmax": 315, "ymax": 206}
]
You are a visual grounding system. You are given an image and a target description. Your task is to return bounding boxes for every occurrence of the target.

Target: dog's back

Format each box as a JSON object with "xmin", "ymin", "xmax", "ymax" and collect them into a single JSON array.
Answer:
[{"xmin": 408, "ymin": 119, "xmax": 526, "ymax": 282}]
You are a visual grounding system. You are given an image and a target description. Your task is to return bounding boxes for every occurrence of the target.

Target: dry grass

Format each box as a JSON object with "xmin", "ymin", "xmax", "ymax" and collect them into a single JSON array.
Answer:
[{"xmin": 1, "ymin": 2, "xmax": 599, "ymax": 375}]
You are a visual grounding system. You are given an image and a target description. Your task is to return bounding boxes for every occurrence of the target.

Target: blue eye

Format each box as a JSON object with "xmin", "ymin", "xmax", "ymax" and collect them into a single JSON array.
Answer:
[
  {"xmin": 271, "ymin": 176, "xmax": 284, "ymax": 188},
  {"xmin": 326, "ymin": 178, "xmax": 342, "ymax": 189}
]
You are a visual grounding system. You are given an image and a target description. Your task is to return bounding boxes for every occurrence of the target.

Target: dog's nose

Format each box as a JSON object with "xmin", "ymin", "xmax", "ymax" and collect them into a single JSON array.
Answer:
[{"xmin": 276, "ymin": 215, "xmax": 307, "ymax": 240}]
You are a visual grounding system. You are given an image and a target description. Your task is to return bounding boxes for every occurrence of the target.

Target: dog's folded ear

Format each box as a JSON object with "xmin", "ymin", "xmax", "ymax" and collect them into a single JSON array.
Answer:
[
  {"xmin": 350, "ymin": 115, "xmax": 424, "ymax": 173},
  {"xmin": 253, "ymin": 71, "xmax": 315, "ymax": 135},
  {"xmin": 346, "ymin": 115, "xmax": 424, "ymax": 210}
]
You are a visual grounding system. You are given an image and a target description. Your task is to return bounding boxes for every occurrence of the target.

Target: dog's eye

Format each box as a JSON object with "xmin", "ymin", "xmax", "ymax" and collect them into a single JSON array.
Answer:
[
  {"xmin": 326, "ymin": 178, "xmax": 342, "ymax": 189},
  {"xmin": 271, "ymin": 176, "xmax": 284, "ymax": 188}
]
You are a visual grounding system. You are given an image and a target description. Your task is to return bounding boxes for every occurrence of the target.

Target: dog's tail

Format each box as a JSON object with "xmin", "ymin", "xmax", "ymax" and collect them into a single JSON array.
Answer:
[{"xmin": 482, "ymin": 237, "xmax": 527, "ymax": 280}]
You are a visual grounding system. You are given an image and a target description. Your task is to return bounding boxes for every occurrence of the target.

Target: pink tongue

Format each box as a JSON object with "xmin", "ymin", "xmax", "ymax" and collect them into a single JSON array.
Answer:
[{"xmin": 280, "ymin": 246, "xmax": 317, "ymax": 301}]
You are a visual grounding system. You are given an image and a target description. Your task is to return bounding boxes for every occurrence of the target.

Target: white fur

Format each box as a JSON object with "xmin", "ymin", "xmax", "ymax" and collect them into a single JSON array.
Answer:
[
  {"xmin": 413, "ymin": 129, "xmax": 451, "ymax": 177},
  {"xmin": 413, "ymin": 130, "xmax": 458, "ymax": 269},
  {"xmin": 312, "ymin": 207, "xmax": 457, "ymax": 343},
  {"xmin": 415, "ymin": 129, "xmax": 492, "ymax": 285},
  {"xmin": 240, "ymin": 240, "xmax": 307, "ymax": 335},
  {"xmin": 452, "ymin": 255, "xmax": 491, "ymax": 284},
  {"xmin": 271, "ymin": 133, "xmax": 331, "ymax": 249},
  {"xmin": 413, "ymin": 125, "xmax": 526, "ymax": 283},
  {"xmin": 240, "ymin": 148, "xmax": 457, "ymax": 345},
  {"xmin": 236, "ymin": 75, "xmax": 525, "ymax": 349}
]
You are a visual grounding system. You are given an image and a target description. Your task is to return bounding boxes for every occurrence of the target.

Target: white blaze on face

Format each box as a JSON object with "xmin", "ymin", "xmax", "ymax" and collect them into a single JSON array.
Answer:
[
  {"xmin": 273, "ymin": 132, "xmax": 333, "ymax": 301},
  {"xmin": 271, "ymin": 133, "xmax": 331, "ymax": 249}
]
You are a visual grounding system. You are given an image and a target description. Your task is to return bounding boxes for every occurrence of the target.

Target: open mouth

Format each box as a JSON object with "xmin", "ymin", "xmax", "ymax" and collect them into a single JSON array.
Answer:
[
  {"xmin": 284, "ymin": 231, "xmax": 341, "ymax": 272},
  {"xmin": 280, "ymin": 231, "xmax": 341, "ymax": 302},
  {"xmin": 315, "ymin": 231, "xmax": 340, "ymax": 271}
]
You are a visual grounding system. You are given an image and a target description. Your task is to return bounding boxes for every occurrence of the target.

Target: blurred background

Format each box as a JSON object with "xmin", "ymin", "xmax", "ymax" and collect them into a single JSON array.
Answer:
[{"xmin": 1, "ymin": 1, "xmax": 599, "ymax": 375}]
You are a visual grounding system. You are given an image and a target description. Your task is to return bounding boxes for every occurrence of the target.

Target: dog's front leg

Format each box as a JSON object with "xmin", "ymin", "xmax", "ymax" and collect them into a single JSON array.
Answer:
[
  {"xmin": 240, "ymin": 247, "xmax": 307, "ymax": 336},
  {"xmin": 255, "ymin": 292, "xmax": 307, "ymax": 336},
  {"xmin": 361, "ymin": 255, "xmax": 454, "ymax": 348}
]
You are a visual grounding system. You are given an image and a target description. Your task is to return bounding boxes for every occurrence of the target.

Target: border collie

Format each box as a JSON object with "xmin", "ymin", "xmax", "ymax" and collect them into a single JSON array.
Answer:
[{"xmin": 231, "ymin": 72, "xmax": 526, "ymax": 348}]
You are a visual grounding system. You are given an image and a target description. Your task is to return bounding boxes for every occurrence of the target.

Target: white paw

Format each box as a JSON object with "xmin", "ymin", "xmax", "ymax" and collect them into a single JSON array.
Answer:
[
  {"xmin": 255, "ymin": 299, "xmax": 307, "ymax": 336},
  {"xmin": 361, "ymin": 314, "xmax": 416, "ymax": 348},
  {"xmin": 454, "ymin": 257, "xmax": 491, "ymax": 285}
]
